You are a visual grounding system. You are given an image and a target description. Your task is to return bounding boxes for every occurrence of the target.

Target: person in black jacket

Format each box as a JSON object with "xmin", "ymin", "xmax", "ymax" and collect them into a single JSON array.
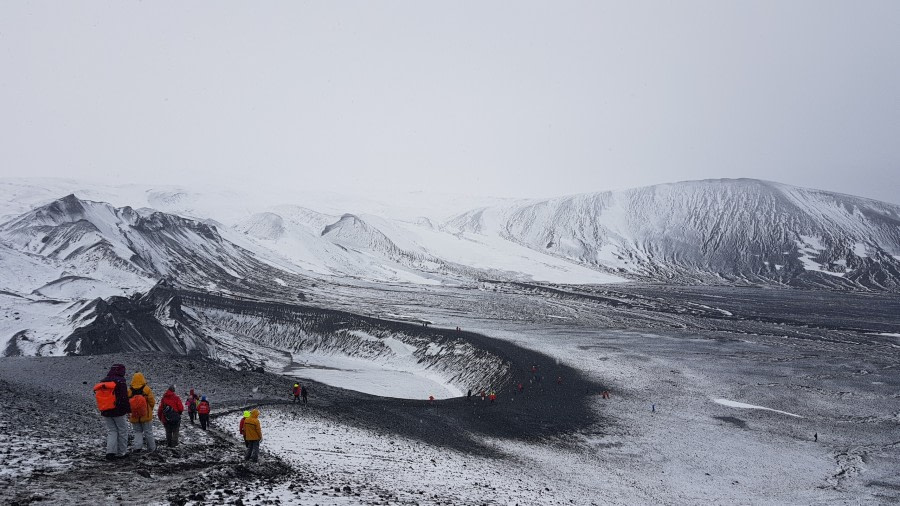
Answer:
[{"xmin": 100, "ymin": 364, "xmax": 131, "ymax": 460}]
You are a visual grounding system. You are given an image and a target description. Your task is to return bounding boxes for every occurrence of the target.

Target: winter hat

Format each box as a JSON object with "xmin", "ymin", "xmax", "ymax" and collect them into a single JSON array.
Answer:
[
  {"xmin": 201, "ymin": 395, "xmax": 206, "ymax": 401},
  {"xmin": 168, "ymin": 385, "xmax": 176, "ymax": 392},
  {"xmin": 108, "ymin": 364, "xmax": 126, "ymax": 377},
  {"xmin": 243, "ymin": 410, "xmax": 251, "ymax": 418}
]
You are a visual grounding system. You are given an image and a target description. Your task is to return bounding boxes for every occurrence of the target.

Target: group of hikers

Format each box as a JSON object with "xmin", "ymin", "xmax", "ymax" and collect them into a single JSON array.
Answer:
[
  {"xmin": 93, "ymin": 364, "xmax": 263, "ymax": 463},
  {"xmin": 458, "ymin": 363, "xmax": 554, "ymax": 405}
]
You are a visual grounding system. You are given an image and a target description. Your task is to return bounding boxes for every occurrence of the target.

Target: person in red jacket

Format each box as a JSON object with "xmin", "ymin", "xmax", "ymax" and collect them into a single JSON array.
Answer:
[
  {"xmin": 197, "ymin": 395, "xmax": 211, "ymax": 430},
  {"xmin": 292, "ymin": 383, "xmax": 301, "ymax": 403},
  {"xmin": 157, "ymin": 386, "xmax": 184, "ymax": 447}
]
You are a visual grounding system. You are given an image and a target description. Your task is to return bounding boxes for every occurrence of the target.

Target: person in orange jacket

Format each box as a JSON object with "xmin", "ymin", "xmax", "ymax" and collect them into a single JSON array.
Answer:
[
  {"xmin": 128, "ymin": 372, "xmax": 156, "ymax": 453},
  {"xmin": 243, "ymin": 409, "xmax": 262, "ymax": 462}
]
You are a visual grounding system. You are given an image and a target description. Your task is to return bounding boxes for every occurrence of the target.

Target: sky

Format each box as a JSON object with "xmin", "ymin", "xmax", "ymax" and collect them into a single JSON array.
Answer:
[{"xmin": 1, "ymin": 1, "xmax": 898, "ymax": 203}]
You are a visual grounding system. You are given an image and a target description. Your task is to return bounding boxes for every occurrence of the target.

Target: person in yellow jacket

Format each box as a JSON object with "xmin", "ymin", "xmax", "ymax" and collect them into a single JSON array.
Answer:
[
  {"xmin": 243, "ymin": 409, "xmax": 262, "ymax": 462},
  {"xmin": 128, "ymin": 372, "xmax": 157, "ymax": 453}
]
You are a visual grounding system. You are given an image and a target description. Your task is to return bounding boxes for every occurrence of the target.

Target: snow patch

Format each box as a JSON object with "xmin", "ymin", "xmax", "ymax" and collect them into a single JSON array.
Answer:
[{"xmin": 713, "ymin": 398, "xmax": 804, "ymax": 418}]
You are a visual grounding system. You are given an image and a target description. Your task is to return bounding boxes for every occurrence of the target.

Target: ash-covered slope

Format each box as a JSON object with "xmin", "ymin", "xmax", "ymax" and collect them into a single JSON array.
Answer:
[
  {"xmin": 446, "ymin": 179, "xmax": 900, "ymax": 289},
  {"xmin": 57, "ymin": 280, "xmax": 517, "ymax": 400}
]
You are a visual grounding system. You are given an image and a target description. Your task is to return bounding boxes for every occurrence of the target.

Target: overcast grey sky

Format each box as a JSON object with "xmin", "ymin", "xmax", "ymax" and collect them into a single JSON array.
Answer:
[{"xmin": 1, "ymin": 1, "xmax": 898, "ymax": 203}]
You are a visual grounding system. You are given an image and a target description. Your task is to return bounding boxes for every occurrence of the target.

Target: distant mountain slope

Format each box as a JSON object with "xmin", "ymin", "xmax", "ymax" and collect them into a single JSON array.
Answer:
[
  {"xmin": 1, "ymin": 178, "xmax": 898, "ymax": 290},
  {"xmin": 445, "ymin": 179, "xmax": 900, "ymax": 289},
  {"xmin": 0, "ymin": 194, "xmax": 309, "ymax": 296}
]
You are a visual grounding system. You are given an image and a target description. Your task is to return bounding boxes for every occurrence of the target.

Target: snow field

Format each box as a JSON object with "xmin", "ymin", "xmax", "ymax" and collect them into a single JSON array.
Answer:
[{"xmin": 217, "ymin": 408, "xmax": 607, "ymax": 505}]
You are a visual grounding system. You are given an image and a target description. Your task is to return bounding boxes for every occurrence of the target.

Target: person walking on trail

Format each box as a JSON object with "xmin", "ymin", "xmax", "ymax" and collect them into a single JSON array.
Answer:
[
  {"xmin": 243, "ymin": 409, "xmax": 263, "ymax": 462},
  {"xmin": 489, "ymin": 391, "xmax": 497, "ymax": 404},
  {"xmin": 300, "ymin": 385, "xmax": 308, "ymax": 405},
  {"xmin": 239, "ymin": 410, "xmax": 250, "ymax": 446},
  {"xmin": 94, "ymin": 364, "xmax": 131, "ymax": 460},
  {"xmin": 158, "ymin": 386, "xmax": 184, "ymax": 447},
  {"xmin": 186, "ymin": 389, "xmax": 199, "ymax": 425},
  {"xmin": 128, "ymin": 372, "xmax": 156, "ymax": 453},
  {"xmin": 467, "ymin": 389, "xmax": 472, "ymax": 403},
  {"xmin": 197, "ymin": 396, "xmax": 211, "ymax": 431},
  {"xmin": 292, "ymin": 383, "xmax": 301, "ymax": 403}
]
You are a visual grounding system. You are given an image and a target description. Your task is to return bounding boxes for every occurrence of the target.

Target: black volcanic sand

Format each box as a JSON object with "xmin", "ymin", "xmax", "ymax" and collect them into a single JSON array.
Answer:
[{"xmin": 0, "ymin": 322, "xmax": 606, "ymax": 504}]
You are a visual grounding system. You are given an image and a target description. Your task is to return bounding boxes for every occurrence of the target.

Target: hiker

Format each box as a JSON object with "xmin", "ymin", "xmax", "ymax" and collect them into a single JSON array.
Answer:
[
  {"xmin": 292, "ymin": 383, "xmax": 301, "ymax": 402},
  {"xmin": 301, "ymin": 384, "xmax": 308, "ymax": 405},
  {"xmin": 489, "ymin": 391, "xmax": 496, "ymax": 404},
  {"xmin": 517, "ymin": 383, "xmax": 524, "ymax": 393},
  {"xmin": 94, "ymin": 364, "xmax": 131, "ymax": 460},
  {"xmin": 243, "ymin": 409, "xmax": 262, "ymax": 462},
  {"xmin": 239, "ymin": 410, "xmax": 250, "ymax": 444},
  {"xmin": 197, "ymin": 395, "xmax": 211, "ymax": 430},
  {"xmin": 652, "ymin": 404, "xmax": 656, "ymax": 413},
  {"xmin": 557, "ymin": 376, "xmax": 562, "ymax": 385},
  {"xmin": 814, "ymin": 432, "xmax": 818, "ymax": 442},
  {"xmin": 467, "ymin": 389, "xmax": 472, "ymax": 402},
  {"xmin": 128, "ymin": 372, "xmax": 156, "ymax": 453},
  {"xmin": 428, "ymin": 395, "xmax": 435, "ymax": 404},
  {"xmin": 186, "ymin": 389, "xmax": 199, "ymax": 424},
  {"xmin": 158, "ymin": 386, "xmax": 184, "ymax": 447}
]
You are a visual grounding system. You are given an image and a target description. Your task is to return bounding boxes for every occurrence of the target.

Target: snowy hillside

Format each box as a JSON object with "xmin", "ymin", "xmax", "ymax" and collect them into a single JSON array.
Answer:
[
  {"xmin": 447, "ymin": 179, "xmax": 900, "ymax": 289},
  {"xmin": 2, "ymin": 177, "xmax": 900, "ymax": 291}
]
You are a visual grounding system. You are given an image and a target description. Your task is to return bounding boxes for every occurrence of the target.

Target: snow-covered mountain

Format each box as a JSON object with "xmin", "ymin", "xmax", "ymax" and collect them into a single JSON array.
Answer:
[
  {"xmin": 2, "ymin": 178, "xmax": 899, "ymax": 293},
  {"xmin": 0, "ymin": 194, "xmax": 308, "ymax": 297},
  {"xmin": 446, "ymin": 179, "xmax": 900, "ymax": 289}
]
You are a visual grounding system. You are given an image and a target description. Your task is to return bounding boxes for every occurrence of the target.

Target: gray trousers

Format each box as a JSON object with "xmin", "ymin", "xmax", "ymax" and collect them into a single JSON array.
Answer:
[
  {"xmin": 104, "ymin": 415, "xmax": 128, "ymax": 456},
  {"xmin": 245, "ymin": 439, "xmax": 260, "ymax": 461},
  {"xmin": 131, "ymin": 421, "xmax": 156, "ymax": 451}
]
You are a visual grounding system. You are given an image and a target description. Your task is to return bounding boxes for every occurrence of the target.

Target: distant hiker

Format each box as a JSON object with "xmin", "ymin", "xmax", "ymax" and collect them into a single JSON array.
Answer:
[
  {"xmin": 531, "ymin": 365, "xmax": 537, "ymax": 375},
  {"xmin": 94, "ymin": 364, "xmax": 131, "ymax": 460},
  {"xmin": 186, "ymin": 389, "xmax": 199, "ymax": 425},
  {"xmin": 197, "ymin": 395, "xmax": 211, "ymax": 430},
  {"xmin": 158, "ymin": 386, "xmax": 184, "ymax": 447},
  {"xmin": 292, "ymin": 383, "xmax": 301, "ymax": 403},
  {"xmin": 480, "ymin": 390, "xmax": 486, "ymax": 401},
  {"xmin": 517, "ymin": 383, "xmax": 524, "ymax": 393},
  {"xmin": 489, "ymin": 391, "xmax": 496, "ymax": 404},
  {"xmin": 429, "ymin": 395, "xmax": 435, "ymax": 404},
  {"xmin": 814, "ymin": 432, "xmax": 818, "ymax": 442},
  {"xmin": 601, "ymin": 390, "xmax": 610, "ymax": 399},
  {"xmin": 301, "ymin": 384, "xmax": 308, "ymax": 405},
  {"xmin": 556, "ymin": 376, "xmax": 562, "ymax": 385},
  {"xmin": 652, "ymin": 404, "xmax": 656, "ymax": 413},
  {"xmin": 243, "ymin": 409, "xmax": 263, "ymax": 462},
  {"xmin": 467, "ymin": 389, "xmax": 472, "ymax": 402},
  {"xmin": 128, "ymin": 372, "xmax": 156, "ymax": 453}
]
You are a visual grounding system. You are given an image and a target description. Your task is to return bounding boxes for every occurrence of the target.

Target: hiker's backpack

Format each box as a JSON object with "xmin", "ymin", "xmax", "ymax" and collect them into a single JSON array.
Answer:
[
  {"xmin": 129, "ymin": 387, "xmax": 149, "ymax": 419},
  {"xmin": 163, "ymin": 404, "xmax": 181, "ymax": 424},
  {"xmin": 197, "ymin": 401, "xmax": 210, "ymax": 415},
  {"xmin": 93, "ymin": 381, "xmax": 117, "ymax": 412}
]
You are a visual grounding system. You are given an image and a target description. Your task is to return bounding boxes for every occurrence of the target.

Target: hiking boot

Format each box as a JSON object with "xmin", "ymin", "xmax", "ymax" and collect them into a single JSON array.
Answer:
[{"xmin": 105, "ymin": 453, "xmax": 117, "ymax": 461}]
